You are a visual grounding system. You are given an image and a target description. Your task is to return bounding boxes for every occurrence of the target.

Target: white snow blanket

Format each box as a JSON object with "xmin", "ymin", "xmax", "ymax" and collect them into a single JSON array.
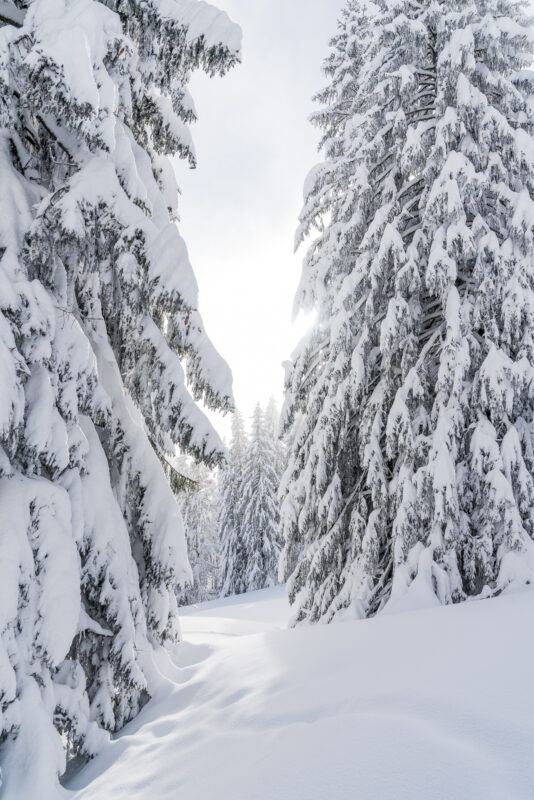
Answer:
[{"xmin": 62, "ymin": 586, "xmax": 534, "ymax": 800}]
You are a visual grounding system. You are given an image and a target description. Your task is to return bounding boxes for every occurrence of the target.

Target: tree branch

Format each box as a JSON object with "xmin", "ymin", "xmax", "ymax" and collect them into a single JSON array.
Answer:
[{"xmin": 0, "ymin": 1, "xmax": 25, "ymax": 28}]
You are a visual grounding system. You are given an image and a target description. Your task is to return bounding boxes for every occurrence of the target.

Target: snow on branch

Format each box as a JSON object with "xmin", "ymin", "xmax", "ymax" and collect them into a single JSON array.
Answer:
[{"xmin": 0, "ymin": 1, "xmax": 25, "ymax": 27}]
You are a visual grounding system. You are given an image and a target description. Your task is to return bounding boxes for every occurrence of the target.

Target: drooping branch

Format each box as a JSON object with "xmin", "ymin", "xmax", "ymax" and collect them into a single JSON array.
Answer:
[{"xmin": 0, "ymin": 1, "xmax": 25, "ymax": 27}]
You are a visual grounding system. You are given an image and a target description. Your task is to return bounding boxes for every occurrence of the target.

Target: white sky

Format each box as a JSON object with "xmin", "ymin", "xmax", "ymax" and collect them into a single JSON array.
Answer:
[{"xmin": 174, "ymin": 0, "xmax": 345, "ymax": 436}]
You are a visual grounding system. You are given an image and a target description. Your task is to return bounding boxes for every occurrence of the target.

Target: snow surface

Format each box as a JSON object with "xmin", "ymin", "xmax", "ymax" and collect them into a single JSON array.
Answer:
[{"xmin": 64, "ymin": 586, "xmax": 534, "ymax": 800}]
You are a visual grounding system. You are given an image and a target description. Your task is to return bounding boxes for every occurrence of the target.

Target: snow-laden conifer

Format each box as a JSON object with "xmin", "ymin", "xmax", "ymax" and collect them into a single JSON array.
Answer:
[
  {"xmin": 238, "ymin": 405, "xmax": 282, "ymax": 592},
  {"xmin": 0, "ymin": 0, "xmax": 240, "ymax": 791},
  {"xmin": 281, "ymin": 0, "xmax": 534, "ymax": 625},
  {"xmin": 265, "ymin": 396, "xmax": 286, "ymax": 479},
  {"xmin": 176, "ymin": 459, "xmax": 220, "ymax": 605},
  {"xmin": 218, "ymin": 409, "xmax": 247, "ymax": 596}
]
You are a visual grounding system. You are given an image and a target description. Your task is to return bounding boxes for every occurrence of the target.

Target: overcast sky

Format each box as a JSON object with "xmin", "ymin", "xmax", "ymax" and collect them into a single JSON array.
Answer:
[{"xmin": 174, "ymin": 0, "xmax": 345, "ymax": 435}]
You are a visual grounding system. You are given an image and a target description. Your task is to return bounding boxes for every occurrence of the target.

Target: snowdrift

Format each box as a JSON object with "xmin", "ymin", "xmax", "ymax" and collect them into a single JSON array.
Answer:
[{"xmin": 63, "ymin": 586, "xmax": 534, "ymax": 800}]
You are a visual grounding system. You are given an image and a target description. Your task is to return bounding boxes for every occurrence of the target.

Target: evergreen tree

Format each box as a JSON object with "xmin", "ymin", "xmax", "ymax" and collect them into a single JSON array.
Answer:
[
  {"xmin": 281, "ymin": 0, "xmax": 534, "ymax": 625},
  {"xmin": 0, "ymin": 0, "xmax": 240, "ymax": 791},
  {"xmin": 238, "ymin": 404, "xmax": 282, "ymax": 592},
  {"xmin": 218, "ymin": 409, "xmax": 248, "ymax": 596},
  {"xmin": 176, "ymin": 459, "xmax": 220, "ymax": 605},
  {"xmin": 264, "ymin": 396, "xmax": 286, "ymax": 479}
]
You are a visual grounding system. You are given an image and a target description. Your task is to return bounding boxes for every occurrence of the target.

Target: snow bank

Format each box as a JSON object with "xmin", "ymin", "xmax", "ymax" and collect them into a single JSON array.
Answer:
[{"xmin": 66, "ymin": 586, "xmax": 534, "ymax": 800}]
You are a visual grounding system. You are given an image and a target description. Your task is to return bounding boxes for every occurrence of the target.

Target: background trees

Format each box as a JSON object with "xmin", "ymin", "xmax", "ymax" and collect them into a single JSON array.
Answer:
[
  {"xmin": 238, "ymin": 404, "xmax": 283, "ymax": 592},
  {"xmin": 176, "ymin": 460, "xmax": 220, "ymax": 606},
  {"xmin": 219, "ymin": 402, "xmax": 284, "ymax": 596},
  {"xmin": 218, "ymin": 409, "xmax": 248, "ymax": 596}
]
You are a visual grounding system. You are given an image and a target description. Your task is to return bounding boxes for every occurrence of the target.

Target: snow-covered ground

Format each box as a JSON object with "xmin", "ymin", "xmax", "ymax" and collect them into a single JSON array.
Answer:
[{"xmin": 67, "ymin": 586, "xmax": 534, "ymax": 800}]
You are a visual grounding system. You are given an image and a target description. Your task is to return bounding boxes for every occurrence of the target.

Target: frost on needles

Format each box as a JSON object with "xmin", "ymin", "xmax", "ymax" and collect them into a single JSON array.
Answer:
[
  {"xmin": 0, "ymin": 0, "xmax": 240, "ymax": 792},
  {"xmin": 281, "ymin": 0, "xmax": 534, "ymax": 626}
]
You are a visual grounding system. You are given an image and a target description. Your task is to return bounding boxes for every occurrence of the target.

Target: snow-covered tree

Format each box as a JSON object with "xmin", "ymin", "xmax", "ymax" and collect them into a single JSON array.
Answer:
[
  {"xmin": 218, "ymin": 409, "xmax": 247, "ymax": 596},
  {"xmin": 219, "ymin": 404, "xmax": 282, "ymax": 597},
  {"xmin": 264, "ymin": 396, "xmax": 286, "ymax": 479},
  {"xmin": 176, "ymin": 459, "xmax": 220, "ymax": 605},
  {"xmin": 279, "ymin": 0, "xmax": 375, "ymax": 621},
  {"xmin": 237, "ymin": 404, "xmax": 282, "ymax": 592},
  {"xmin": 281, "ymin": 0, "xmax": 534, "ymax": 626},
  {"xmin": 0, "ymin": 0, "xmax": 240, "ymax": 792}
]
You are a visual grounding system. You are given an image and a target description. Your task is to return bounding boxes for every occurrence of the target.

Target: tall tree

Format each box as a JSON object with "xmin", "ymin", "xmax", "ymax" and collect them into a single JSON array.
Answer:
[
  {"xmin": 281, "ymin": 0, "xmax": 534, "ymax": 625},
  {"xmin": 0, "ymin": 0, "xmax": 240, "ymax": 793},
  {"xmin": 238, "ymin": 404, "xmax": 282, "ymax": 592},
  {"xmin": 218, "ymin": 409, "xmax": 248, "ymax": 596}
]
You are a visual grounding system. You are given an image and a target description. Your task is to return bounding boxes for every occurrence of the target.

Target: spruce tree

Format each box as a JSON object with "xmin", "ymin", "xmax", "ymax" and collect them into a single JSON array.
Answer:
[
  {"xmin": 0, "ymin": 0, "xmax": 240, "ymax": 791},
  {"xmin": 218, "ymin": 409, "xmax": 248, "ymax": 596},
  {"xmin": 176, "ymin": 459, "xmax": 220, "ymax": 605},
  {"xmin": 281, "ymin": 0, "xmax": 534, "ymax": 625},
  {"xmin": 265, "ymin": 396, "xmax": 286, "ymax": 479},
  {"xmin": 238, "ymin": 404, "xmax": 282, "ymax": 592}
]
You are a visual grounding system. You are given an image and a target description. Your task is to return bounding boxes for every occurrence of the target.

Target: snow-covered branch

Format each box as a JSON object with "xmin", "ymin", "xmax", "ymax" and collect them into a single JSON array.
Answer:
[{"xmin": 0, "ymin": 1, "xmax": 24, "ymax": 26}]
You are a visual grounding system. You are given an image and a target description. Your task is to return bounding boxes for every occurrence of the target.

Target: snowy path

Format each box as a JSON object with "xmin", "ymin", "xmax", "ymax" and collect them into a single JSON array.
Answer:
[{"xmin": 68, "ymin": 586, "xmax": 534, "ymax": 800}]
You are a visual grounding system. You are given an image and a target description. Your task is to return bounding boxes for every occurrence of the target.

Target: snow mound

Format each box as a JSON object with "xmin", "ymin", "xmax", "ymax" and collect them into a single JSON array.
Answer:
[{"xmin": 66, "ymin": 586, "xmax": 534, "ymax": 800}]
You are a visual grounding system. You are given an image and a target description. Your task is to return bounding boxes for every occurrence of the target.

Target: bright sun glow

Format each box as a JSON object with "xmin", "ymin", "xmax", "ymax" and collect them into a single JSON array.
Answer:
[{"xmin": 175, "ymin": 0, "xmax": 344, "ymax": 430}]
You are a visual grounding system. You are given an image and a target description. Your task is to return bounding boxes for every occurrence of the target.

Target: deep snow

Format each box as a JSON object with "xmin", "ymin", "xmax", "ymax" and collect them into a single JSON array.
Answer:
[{"xmin": 64, "ymin": 585, "xmax": 534, "ymax": 800}]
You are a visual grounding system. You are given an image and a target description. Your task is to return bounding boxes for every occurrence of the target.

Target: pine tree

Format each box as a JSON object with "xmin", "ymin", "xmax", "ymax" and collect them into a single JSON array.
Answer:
[
  {"xmin": 218, "ymin": 409, "xmax": 248, "ymax": 596},
  {"xmin": 281, "ymin": 0, "xmax": 534, "ymax": 625},
  {"xmin": 0, "ymin": 0, "xmax": 240, "ymax": 791},
  {"xmin": 264, "ymin": 396, "xmax": 286, "ymax": 479},
  {"xmin": 238, "ymin": 404, "xmax": 282, "ymax": 592},
  {"xmin": 280, "ymin": 0, "xmax": 375, "ymax": 621},
  {"xmin": 176, "ymin": 459, "xmax": 220, "ymax": 605}
]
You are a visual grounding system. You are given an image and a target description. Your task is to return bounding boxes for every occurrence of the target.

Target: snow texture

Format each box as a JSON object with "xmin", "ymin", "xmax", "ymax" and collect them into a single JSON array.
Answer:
[{"xmin": 60, "ymin": 584, "xmax": 534, "ymax": 800}]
